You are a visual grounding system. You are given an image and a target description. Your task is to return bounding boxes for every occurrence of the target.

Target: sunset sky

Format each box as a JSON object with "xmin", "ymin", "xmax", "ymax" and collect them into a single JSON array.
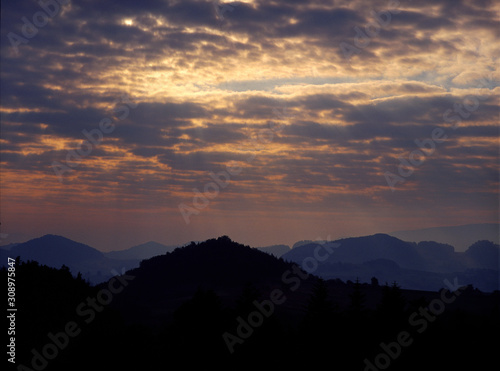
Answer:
[{"xmin": 1, "ymin": 0, "xmax": 499, "ymax": 251}]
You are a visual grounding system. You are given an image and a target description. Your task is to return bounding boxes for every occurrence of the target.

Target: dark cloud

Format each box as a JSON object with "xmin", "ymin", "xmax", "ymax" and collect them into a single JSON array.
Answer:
[
  {"xmin": 128, "ymin": 102, "xmax": 208, "ymax": 123},
  {"xmin": 182, "ymin": 123, "xmax": 247, "ymax": 144},
  {"xmin": 1, "ymin": 0, "xmax": 498, "ymax": 246},
  {"xmin": 389, "ymin": 10, "xmax": 456, "ymax": 30},
  {"xmin": 158, "ymin": 150, "xmax": 249, "ymax": 172}
]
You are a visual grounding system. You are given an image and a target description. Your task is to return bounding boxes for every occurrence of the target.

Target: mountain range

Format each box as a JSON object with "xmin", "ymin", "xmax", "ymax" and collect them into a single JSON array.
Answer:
[
  {"xmin": 389, "ymin": 223, "xmax": 499, "ymax": 251},
  {"xmin": 104, "ymin": 241, "xmax": 178, "ymax": 260},
  {"xmin": 0, "ymin": 235, "xmax": 138, "ymax": 284},
  {"xmin": 1, "ymin": 227, "xmax": 498, "ymax": 290},
  {"xmin": 282, "ymin": 234, "xmax": 499, "ymax": 291},
  {"xmin": 0, "ymin": 235, "xmax": 292, "ymax": 284},
  {"xmin": 3, "ymin": 235, "xmax": 499, "ymax": 370}
]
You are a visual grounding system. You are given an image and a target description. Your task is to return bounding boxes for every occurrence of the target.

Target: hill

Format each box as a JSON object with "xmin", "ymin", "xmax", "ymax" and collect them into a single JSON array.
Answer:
[
  {"xmin": 105, "ymin": 241, "xmax": 177, "ymax": 260},
  {"xmin": 108, "ymin": 236, "xmax": 499, "ymax": 369},
  {"xmin": 2, "ymin": 235, "xmax": 138, "ymax": 284},
  {"xmin": 389, "ymin": 223, "xmax": 499, "ymax": 251},
  {"xmin": 110, "ymin": 236, "xmax": 303, "ymax": 325},
  {"xmin": 254, "ymin": 244, "xmax": 290, "ymax": 257},
  {"xmin": 3, "ymin": 236, "xmax": 499, "ymax": 370},
  {"xmin": 282, "ymin": 234, "xmax": 499, "ymax": 291}
]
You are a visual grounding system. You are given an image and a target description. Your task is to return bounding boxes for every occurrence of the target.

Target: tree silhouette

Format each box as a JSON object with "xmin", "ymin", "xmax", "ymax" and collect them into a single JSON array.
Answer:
[
  {"xmin": 377, "ymin": 281, "xmax": 407, "ymax": 336},
  {"xmin": 349, "ymin": 278, "xmax": 366, "ymax": 318},
  {"xmin": 169, "ymin": 288, "xmax": 229, "ymax": 365},
  {"xmin": 304, "ymin": 278, "xmax": 335, "ymax": 323},
  {"xmin": 4, "ymin": 236, "xmax": 499, "ymax": 370},
  {"xmin": 235, "ymin": 282, "xmax": 261, "ymax": 316},
  {"xmin": 298, "ymin": 278, "xmax": 337, "ymax": 362}
]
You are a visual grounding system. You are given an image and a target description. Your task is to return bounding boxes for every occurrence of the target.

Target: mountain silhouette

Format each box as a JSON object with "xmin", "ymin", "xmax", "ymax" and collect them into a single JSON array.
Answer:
[
  {"xmin": 3, "ymin": 236, "xmax": 499, "ymax": 370},
  {"xmin": 11, "ymin": 234, "xmax": 102, "ymax": 263},
  {"xmin": 2, "ymin": 234, "xmax": 138, "ymax": 284},
  {"xmin": 254, "ymin": 244, "xmax": 290, "ymax": 257},
  {"xmin": 284, "ymin": 234, "xmax": 425, "ymax": 269},
  {"xmin": 282, "ymin": 233, "xmax": 499, "ymax": 291},
  {"xmin": 108, "ymin": 236, "xmax": 499, "ymax": 369},
  {"xmin": 110, "ymin": 236, "xmax": 300, "ymax": 325},
  {"xmin": 105, "ymin": 241, "xmax": 177, "ymax": 260},
  {"xmin": 465, "ymin": 240, "xmax": 500, "ymax": 270},
  {"xmin": 389, "ymin": 223, "xmax": 499, "ymax": 251},
  {"xmin": 2, "ymin": 233, "xmax": 498, "ymax": 291},
  {"xmin": 132, "ymin": 236, "xmax": 292, "ymax": 284}
]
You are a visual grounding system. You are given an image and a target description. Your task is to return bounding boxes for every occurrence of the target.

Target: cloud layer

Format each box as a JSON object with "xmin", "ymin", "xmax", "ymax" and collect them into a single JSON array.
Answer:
[{"xmin": 1, "ymin": 0, "xmax": 498, "ymax": 249}]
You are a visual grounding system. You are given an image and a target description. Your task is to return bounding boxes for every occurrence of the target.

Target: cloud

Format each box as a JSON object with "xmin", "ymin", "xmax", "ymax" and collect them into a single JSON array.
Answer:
[{"xmin": 1, "ymin": 0, "xmax": 498, "ymax": 248}]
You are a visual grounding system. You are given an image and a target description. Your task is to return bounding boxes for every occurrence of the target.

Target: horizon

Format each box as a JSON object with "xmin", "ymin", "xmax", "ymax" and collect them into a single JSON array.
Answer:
[
  {"xmin": 1, "ymin": 0, "xmax": 499, "ymax": 253},
  {"xmin": 1, "ymin": 221, "xmax": 498, "ymax": 253}
]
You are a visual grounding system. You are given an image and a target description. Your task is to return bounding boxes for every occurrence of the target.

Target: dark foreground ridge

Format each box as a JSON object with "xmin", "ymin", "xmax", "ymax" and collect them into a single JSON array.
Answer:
[{"xmin": 3, "ymin": 236, "xmax": 499, "ymax": 371}]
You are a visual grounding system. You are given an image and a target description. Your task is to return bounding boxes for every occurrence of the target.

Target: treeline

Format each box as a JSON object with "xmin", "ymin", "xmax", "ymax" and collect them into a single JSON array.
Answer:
[
  {"xmin": 156, "ymin": 279, "xmax": 500, "ymax": 370},
  {"xmin": 2, "ymin": 260, "xmax": 499, "ymax": 371}
]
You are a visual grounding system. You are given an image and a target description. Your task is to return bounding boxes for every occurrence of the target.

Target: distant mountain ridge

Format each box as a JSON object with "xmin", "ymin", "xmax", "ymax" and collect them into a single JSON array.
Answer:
[
  {"xmin": 6, "ymin": 235, "xmax": 499, "ymax": 370},
  {"xmin": 286, "ymin": 234, "xmax": 425, "ymax": 269},
  {"xmin": 105, "ymin": 241, "xmax": 177, "ymax": 260},
  {"xmin": 281, "ymin": 233, "xmax": 499, "ymax": 291},
  {"xmin": 253, "ymin": 244, "xmax": 290, "ymax": 257},
  {"xmin": 389, "ymin": 223, "xmax": 499, "ymax": 251},
  {"xmin": 7, "ymin": 234, "xmax": 103, "ymax": 264},
  {"xmin": 0, "ymin": 235, "xmax": 295, "ymax": 284},
  {"xmin": 2, "ymin": 230, "xmax": 498, "ymax": 290},
  {"xmin": 0, "ymin": 235, "xmax": 138, "ymax": 284}
]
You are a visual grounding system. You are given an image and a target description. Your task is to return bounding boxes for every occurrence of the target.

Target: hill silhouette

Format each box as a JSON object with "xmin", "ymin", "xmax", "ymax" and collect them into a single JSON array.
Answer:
[
  {"xmin": 104, "ymin": 241, "xmax": 177, "ymax": 260},
  {"xmin": 389, "ymin": 223, "xmax": 499, "ymax": 251},
  {"xmin": 282, "ymin": 234, "xmax": 499, "ymax": 291},
  {"xmin": 254, "ymin": 244, "xmax": 290, "ymax": 257},
  {"xmin": 3, "ymin": 233, "xmax": 498, "ymax": 290},
  {"xmin": 3, "ymin": 235, "xmax": 138, "ymax": 284},
  {"xmin": 9, "ymin": 234, "xmax": 103, "ymax": 264},
  {"xmin": 110, "ymin": 236, "xmax": 301, "ymax": 325},
  {"xmin": 3, "ymin": 236, "xmax": 499, "ymax": 370},
  {"xmin": 465, "ymin": 240, "xmax": 500, "ymax": 270},
  {"xmin": 285, "ymin": 234, "xmax": 424, "ymax": 269}
]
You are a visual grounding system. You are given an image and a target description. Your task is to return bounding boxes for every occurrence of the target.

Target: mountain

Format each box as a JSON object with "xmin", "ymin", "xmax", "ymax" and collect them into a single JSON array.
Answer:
[
  {"xmin": 8, "ymin": 236, "xmax": 500, "ymax": 371},
  {"xmin": 4, "ymin": 232, "xmax": 498, "ymax": 291},
  {"xmin": 465, "ymin": 240, "xmax": 500, "ymax": 270},
  {"xmin": 292, "ymin": 239, "xmax": 331, "ymax": 249},
  {"xmin": 0, "ymin": 231, "xmax": 36, "ymax": 246},
  {"xmin": 389, "ymin": 223, "xmax": 499, "ymax": 251},
  {"xmin": 281, "ymin": 233, "xmax": 499, "ymax": 291},
  {"xmin": 2, "ymin": 234, "xmax": 139, "ymax": 284},
  {"xmin": 284, "ymin": 234, "xmax": 426, "ymax": 269},
  {"xmin": 9, "ymin": 234, "xmax": 103, "ymax": 264},
  {"xmin": 254, "ymin": 244, "xmax": 290, "ymax": 257},
  {"xmin": 0, "ymin": 242, "xmax": 20, "ymax": 251},
  {"xmin": 105, "ymin": 241, "xmax": 177, "ymax": 260},
  {"xmin": 4, "ymin": 236, "xmax": 500, "ymax": 370},
  {"xmin": 110, "ymin": 236, "xmax": 303, "ymax": 325},
  {"xmin": 108, "ymin": 236, "xmax": 499, "ymax": 369}
]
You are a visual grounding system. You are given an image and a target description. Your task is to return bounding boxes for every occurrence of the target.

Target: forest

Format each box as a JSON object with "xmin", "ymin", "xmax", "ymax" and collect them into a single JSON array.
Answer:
[{"xmin": 3, "ymin": 237, "xmax": 499, "ymax": 371}]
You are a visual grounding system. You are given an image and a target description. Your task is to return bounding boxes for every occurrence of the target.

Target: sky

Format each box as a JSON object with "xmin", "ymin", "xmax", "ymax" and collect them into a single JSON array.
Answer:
[{"xmin": 0, "ymin": 0, "xmax": 499, "ymax": 251}]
